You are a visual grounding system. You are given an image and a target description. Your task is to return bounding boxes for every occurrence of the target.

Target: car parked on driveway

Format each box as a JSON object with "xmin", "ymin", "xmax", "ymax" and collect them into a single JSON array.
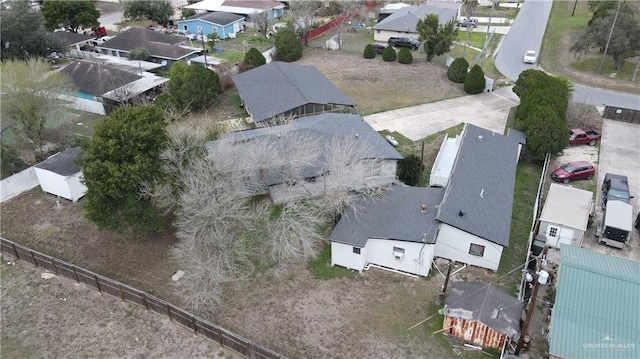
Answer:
[
  {"xmin": 371, "ymin": 42, "xmax": 388, "ymax": 54},
  {"xmin": 601, "ymin": 173, "xmax": 633, "ymax": 209},
  {"xmin": 569, "ymin": 128, "xmax": 601, "ymax": 146},
  {"xmin": 457, "ymin": 17, "xmax": 478, "ymax": 28},
  {"xmin": 551, "ymin": 161, "xmax": 596, "ymax": 183},
  {"xmin": 387, "ymin": 37, "xmax": 419, "ymax": 50}
]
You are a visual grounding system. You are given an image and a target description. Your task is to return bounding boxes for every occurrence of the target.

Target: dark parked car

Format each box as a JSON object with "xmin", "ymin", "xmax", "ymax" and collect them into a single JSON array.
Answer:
[
  {"xmin": 387, "ymin": 37, "xmax": 419, "ymax": 50},
  {"xmin": 371, "ymin": 42, "xmax": 388, "ymax": 54},
  {"xmin": 602, "ymin": 173, "xmax": 633, "ymax": 209},
  {"xmin": 551, "ymin": 161, "xmax": 596, "ymax": 183}
]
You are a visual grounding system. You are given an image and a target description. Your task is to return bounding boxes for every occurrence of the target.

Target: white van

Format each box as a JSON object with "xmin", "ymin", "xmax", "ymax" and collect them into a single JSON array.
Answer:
[{"xmin": 457, "ymin": 17, "xmax": 478, "ymax": 28}]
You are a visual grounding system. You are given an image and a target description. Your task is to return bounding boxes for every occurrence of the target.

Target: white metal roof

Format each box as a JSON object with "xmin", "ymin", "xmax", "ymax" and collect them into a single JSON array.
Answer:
[
  {"xmin": 539, "ymin": 184, "xmax": 593, "ymax": 231},
  {"xmin": 604, "ymin": 200, "xmax": 633, "ymax": 231},
  {"xmin": 185, "ymin": 0, "xmax": 224, "ymax": 10}
]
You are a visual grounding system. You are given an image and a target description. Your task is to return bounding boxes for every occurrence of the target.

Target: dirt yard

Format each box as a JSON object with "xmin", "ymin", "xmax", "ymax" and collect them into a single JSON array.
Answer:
[{"xmin": 0, "ymin": 51, "xmax": 492, "ymax": 358}]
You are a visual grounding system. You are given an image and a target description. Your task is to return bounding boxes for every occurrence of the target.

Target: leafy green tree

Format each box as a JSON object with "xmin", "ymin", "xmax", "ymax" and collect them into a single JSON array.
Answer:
[
  {"xmin": 397, "ymin": 154, "xmax": 421, "ymax": 186},
  {"xmin": 0, "ymin": 0, "xmax": 65, "ymax": 60},
  {"xmin": 1, "ymin": 145, "xmax": 29, "ymax": 179},
  {"xmin": 41, "ymin": 0, "xmax": 100, "ymax": 33},
  {"xmin": 519, "ymin": 106, "xmax": 569, "ymax": 161},
  {"xmin": 126, "ymin": 47, "xmax": 150, "ymax": 61},
  {"xmin": 397, "ymin": 47, "xmax": 413, "ymax": 64},
  {"xmin": 275, "ymin": 30, "xmax": 303, "ymax": 62},
  {"xmin": 168, "ymin": 62, "xmax": 221, "ymax": 111},
  {"xmin": 417, "ymin": 14, "xmax": 458, "ymax": 61},
  {"xmin": 571, "ymin": 2, "xmax": 640, "ymax": 70},
  {"xmin": 363, "ymin": 44, "xmax": 376, "ymax": 59},
  {"xmin": 512, "ymin": 69, "xmax": 552, "ymax": 98},
  {"xmin": 382, "ymin": 46, "xmax": 396, "ymax": 62},
  {"xmin": 463, "ymin": 64, "xmax": 485, "ymax": 94},
  {"xmin": 80, "ymin": 105, "xmax": 168, "ymax": 232},
  {"xmin": 0, "ymin": 58, "xmax": 71, "ymax": 159},
  {"xmin": 181, "ymin": 8, "xmax": 196, "ymax": 19},
  {"xmin": 123, "ymin": 0, "xmax": 173, "ymax": 26},
  {"xmin": 513, "ymin": 70, "xmax": 572, "ymax": 120},
  {"xmin": 447, "ymin": 57, "xmax": 469, "ymax": 83},
  {"xmin": 243, "ymin": 47, "xmax": 266, "ymax": 69},
  {"xmin": 587, "ymin": 0, "xmax": 617, "ymax": 26}
]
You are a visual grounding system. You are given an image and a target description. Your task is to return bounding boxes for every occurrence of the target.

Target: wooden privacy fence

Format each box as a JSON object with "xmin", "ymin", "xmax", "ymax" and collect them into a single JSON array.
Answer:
[
  {"xmin": 0, "ymin": 237, "xmax": 286, "ymax": 359},
  {"xmin": 307, "ymin": 0, "xmax": 376, "ymax": 41}
]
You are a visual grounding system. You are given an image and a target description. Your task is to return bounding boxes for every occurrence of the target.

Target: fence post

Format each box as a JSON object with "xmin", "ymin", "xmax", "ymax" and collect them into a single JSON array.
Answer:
[
  {"xmin": 94, "ymin": 274, "xmax": 102, "ymax": 293},
  {"xmin": 191, "ymin": 316, "xmax": 197, "ymax": 334},
  {"xmin": 217, "ymin": 327, "xmax": 224, "ymax": 346},
  {"xmin": 50, "ymin": 257, "xmax": 58, "ymax": 274},
  {"xmin": 72, "ymin": 266, "xmax": 79, "ymax": 283},
  {"xmin": 141, "ymin": 293, "xmax": 149, "ymax": 310},
  {"xmin": 30, "ymin": 250, "xmax": 38, "ymax": 267},
  {"xmin": 118, "ymin": 284, "xmax": 125, "ymax": 301},
  {"xmin": 167, "ymin": 303, "xmax": 172, "ymax": 322},
  {"xmin": 11, "ymin": 243, "xmax": 19, "ymax": 260}
]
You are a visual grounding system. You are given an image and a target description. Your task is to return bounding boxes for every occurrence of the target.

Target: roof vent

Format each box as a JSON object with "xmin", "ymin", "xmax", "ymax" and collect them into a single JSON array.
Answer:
[
  {"xmin": 277, "ymin": 133, "xmax": 281, "ymax": 139},
  {"xmin": 421, "ymin": 204, "xmax": 428, "ymax": 213},
  {"xmin": 354, "ymin": 133, "xmax": 359, "ymax": 138},
  {"xmin": 480, "ymin": 189, "xmax": 484, "ymax": 198},
  {"xmin": 477, "ymin": 135, "xmax": 483, "ymax": 142},
  {"xmin": 458, "ymin": 210, "xmax": 465, "ymax": 217}
]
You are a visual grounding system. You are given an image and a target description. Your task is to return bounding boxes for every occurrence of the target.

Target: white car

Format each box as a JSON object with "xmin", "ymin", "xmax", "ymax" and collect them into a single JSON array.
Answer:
[
  {"xmin": 523, "ymin": 50, "xmax": 537, "ymax": 64},
  {"xmin": 174, "ymin": 29, "xmax": 196, "ymax": 40}
]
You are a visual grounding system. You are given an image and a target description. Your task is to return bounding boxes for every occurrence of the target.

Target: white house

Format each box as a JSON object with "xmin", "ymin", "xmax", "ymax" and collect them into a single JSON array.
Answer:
[
  {"xmin": 434, "ymin": 124, "xmax": 519, "ymax": 271},
  {"xmin": 536, "ymin": 183, "xmax": 593, "ymax": 249},
  {"xmin": 373, "ymin": 4, "xmax": 458, "ymax": 42},
  {"xmin": 330, "ymin": 186, "xmax": 445, "ymax": 277},
  {"xmin": 33, "ymin": 147, "xmax": 87, "ymax": 202}
]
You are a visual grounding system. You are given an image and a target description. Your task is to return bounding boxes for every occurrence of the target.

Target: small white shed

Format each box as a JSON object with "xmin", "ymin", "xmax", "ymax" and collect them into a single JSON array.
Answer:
[
  {"xmin": 537, "ymin": 183, "xmax": 593, "ymax": 248},
  {"xmin": 34, "ymin": 147, "xmax": 87, "ymax": 202}
]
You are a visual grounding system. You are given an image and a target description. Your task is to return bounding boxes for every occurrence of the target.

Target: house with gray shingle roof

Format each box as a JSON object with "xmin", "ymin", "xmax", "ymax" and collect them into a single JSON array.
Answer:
[
  {"xmin": 97, "ymin": 27, "xmax": 201, "ymax": 65},
  {"xmin": 176, "ymin": 11, "xmax": 245, "ymax": 39},
  {"xmin": 34, "ymin": 147, "xmax": 87, "ymax": 202},
  {"xmin": 206, "ymin": 113, "xmax": 402, "ymax": 204},
  {"xmin": 434, "ymin": 124, "xmax": 519, "ymax": 271},
  {"xmin": 232, "ymin": 62, "xmax": 357, "ymax": 125},
  {"xmin": 329, "ymin": 123, "xmax": 520, "ymax": 275},
  {"xmin": 330, "ymin": 186, "xmax": 444, "ymax": 277},
  {"xmin": 373, "ymin": 4, "xmax": 459, "ymax": 43}
]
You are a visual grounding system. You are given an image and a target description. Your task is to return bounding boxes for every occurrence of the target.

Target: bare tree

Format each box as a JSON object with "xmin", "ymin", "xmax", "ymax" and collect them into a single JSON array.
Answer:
[
  {"xmin": 252, "ymin": 10, "xmax": 270, "ymax": 37},
  {"xmin": 461, "ymin": 0, "xmax": 479, "ymax": 58},
  {"xmin": 288, "ymin": 0, "xmax": 321, "ymax": 46},
  {"xmin": 333, "ymin": 1, "xmax": 362, "ymax": 50}
]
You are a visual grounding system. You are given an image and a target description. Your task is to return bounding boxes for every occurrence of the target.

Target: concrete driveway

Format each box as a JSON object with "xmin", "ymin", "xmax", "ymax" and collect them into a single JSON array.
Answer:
[
  {"xmin": 364, "ymin": 86, "xmax": 519, "ymax": 141},
  {"xmin": 582, "ymin": 120, "xmax": 640, "ymax": 261}
]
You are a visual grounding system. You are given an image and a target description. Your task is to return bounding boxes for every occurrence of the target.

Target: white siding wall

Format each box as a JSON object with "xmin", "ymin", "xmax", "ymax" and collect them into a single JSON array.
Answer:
[
  {"xmin": 331, "ymin": 241, "xmax": 367, "ymax": 272},
  {"xmin": 34, "ymin": 168, "xmax": 72, "ymax": 200},
  {"xmin": 0, "ymin": 167, "xmax": 39, "ymax": 203},
  {"xmin": 434, "ymin": 224, "xmax": 503, "ymax": 271},
  {"xmin": 66, "ymin": 172, "xmax": 88, "ymax": 202},
  {"xmin": 538, "ymin": 221, "xmax": 583, "ymax": 249},
  {"xmin": 366, "ymin": 238, "xmax": 434, "ymax": 276}
]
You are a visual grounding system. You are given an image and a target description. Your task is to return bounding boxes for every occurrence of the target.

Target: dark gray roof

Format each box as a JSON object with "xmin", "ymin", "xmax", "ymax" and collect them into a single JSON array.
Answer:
[
  {"xmin": 206, "ymin": 113, "xmax": 403, "ymax": 185},
  {"xmin": 507, "ymin": 128, "xmax": 527, "ymax": 145},
  {"xmin": 34, "ymin": 147, "xmax": 82, "ymax": 176},
  {"xmin": 52, "ymin": 31, "xmax": 93, "ymax": 46},
  {"xmin": 60, "ymin": 60, "xmax": 143, "ymax": 96},
  {"xmin": 185, "ymin": 11, "xmax": 244, "ymax": 25},
  {"xmin": 445, "ymin": 282, "xmax": 521, "ymax": 338},
  {"xmin": 329, "ymin": 186, "xmax": 445, "ymax": 247},
  {"xmin": 436, "ymin": 124, "xmax": 519, "ymax": 247},
  {"xmin": 373, "ymin": 4, "xmax": 458, "ymax": 32},
  {"xmin": 232, "ymin": 62, "xmax": 356, "ymax": 123},
  {"xmin": 100, "ymin": 27, "xmax": 198, "ymax": 60}
]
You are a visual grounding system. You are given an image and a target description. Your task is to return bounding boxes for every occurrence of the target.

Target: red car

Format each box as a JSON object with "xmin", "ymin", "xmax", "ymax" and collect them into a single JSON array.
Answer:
[{"xmin": 551, "ymin": 161, "xmax": 596, "ymax": 183}]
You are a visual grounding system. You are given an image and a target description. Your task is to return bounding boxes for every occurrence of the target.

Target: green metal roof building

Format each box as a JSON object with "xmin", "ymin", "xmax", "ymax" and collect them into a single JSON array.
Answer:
[{"xmin": 549, "ymin": 245, "xmax": 640, "ymax": 359}]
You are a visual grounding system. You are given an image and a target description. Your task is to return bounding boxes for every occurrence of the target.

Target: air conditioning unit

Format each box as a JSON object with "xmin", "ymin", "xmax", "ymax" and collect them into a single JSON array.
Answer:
[{"xmin": 394, "ymin": 253, "xmax": 403, "ymax": 260}]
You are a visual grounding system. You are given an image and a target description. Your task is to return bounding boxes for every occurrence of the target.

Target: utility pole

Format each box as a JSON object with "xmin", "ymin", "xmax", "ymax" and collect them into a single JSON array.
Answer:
[
  {"xmin": 516, "ymin": 247, "xmax": 549, "ymax": 355},
  {"xmin": 439, "ymin": 260, "xmax": 453, "ymax": 303},
  {"xmin": 598, "ymin": 0, "xmax": 621, "ymax": 75},
  {"xmin": 200, "ymin": 30, "xmax": 209, "ymax": 68}
]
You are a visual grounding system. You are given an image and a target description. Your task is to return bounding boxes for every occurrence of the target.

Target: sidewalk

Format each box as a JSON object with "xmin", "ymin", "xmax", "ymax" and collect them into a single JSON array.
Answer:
[{"xmin": 364, "ymin": 86, "xmax": 520, "ymax": 141}]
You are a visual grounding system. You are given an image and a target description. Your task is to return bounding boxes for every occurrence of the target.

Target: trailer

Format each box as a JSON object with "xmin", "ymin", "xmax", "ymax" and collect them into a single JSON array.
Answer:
[{"xmin": 598, "ymin": 200, "xmax": 632, "ymax": 249}]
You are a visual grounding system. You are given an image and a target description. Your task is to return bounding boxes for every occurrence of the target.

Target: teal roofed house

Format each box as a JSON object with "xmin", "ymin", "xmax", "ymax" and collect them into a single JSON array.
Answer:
[{"xmin": 549, "ymin": 245, "xmax": 640, "ymax": 359}]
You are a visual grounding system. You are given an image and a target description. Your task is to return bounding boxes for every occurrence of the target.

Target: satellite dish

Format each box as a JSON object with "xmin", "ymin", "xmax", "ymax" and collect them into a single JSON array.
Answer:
[{"xmin": 161, "ymin": 60, "xmax": 167, "ymax": 66}]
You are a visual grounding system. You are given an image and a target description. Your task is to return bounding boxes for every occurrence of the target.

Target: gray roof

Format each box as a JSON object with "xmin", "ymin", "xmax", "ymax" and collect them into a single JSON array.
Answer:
[
  {"xmin": 329, "ymin": 186, "xmax": 445, "ymax": 247},
  {"xmin": 436, "ymin": 124, "xmax": 519, "ymax": 247},
  {"xmin": 185, "ymin": 11, "xmax": 244, "ymax": 25},
  {"xmin": 34, "ymin": 147, "xmax": 82, "ymax": 176},
  {"xmin": 445, "ymin": 282, "xmax": 521, "ymax": 338},
  {"xmin": 373, "ymin": 4, "xmax": 458, "ymax": 33},
  {"xmin": 507, "ymin": 128, "xmax": 527, "ymax": 145},
  {"xmin": 52, "ymin": 31, "xmax": 93, "ymax": 46},
  {"xmin": 100, "ymin": 27, "xmax": 198, "ymax": 60},
  {"xmin": 232, "ymin": 62, "xmax": 356, "ymax": 123},
  {"xmin": 206, "ymin": 113, "xmax": 403, "ymax": 185},
  {"xmin": 60, "ymin": 60, "xmax": 143, "ymax": 96}
]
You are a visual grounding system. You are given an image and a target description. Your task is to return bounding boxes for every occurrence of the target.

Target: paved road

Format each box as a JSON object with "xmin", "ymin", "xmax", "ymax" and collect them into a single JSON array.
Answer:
[{"xmin": 495, "ymin": 0, "xmax": 640, "ymax": 110}]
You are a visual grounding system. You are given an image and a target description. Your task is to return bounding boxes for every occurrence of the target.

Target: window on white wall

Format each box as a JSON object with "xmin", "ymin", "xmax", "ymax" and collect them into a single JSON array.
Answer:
[
  {"xmin": 353, "ymin": 247, "xmax": 361, "ymax": 255},
  {"xmin": 469, "ymin": 243, "xmax": 485, "ymax": 257},
  {"xmin": 393, "ymin": 247, "xmax": 404, "ymax": 260},
  {"xmin": 549, "ymin": 226, "xmax": 558, "ymax": 237}
]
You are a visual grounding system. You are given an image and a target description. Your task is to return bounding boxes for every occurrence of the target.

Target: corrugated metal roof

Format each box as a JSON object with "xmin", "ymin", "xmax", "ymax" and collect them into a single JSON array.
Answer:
[
  {"xmin": 539, "ymin": 184, "xmax": 593, "ymax": 232},
  {"xmin": 549, "ymin": 245, "xmax": 640, "ymax": 359}
]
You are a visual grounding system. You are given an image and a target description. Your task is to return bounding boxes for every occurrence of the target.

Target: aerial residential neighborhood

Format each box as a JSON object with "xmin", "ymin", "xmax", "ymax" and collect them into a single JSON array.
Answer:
[{"xmin": 1, "ymin": 0, "xmax": 639, "ymax": 358}]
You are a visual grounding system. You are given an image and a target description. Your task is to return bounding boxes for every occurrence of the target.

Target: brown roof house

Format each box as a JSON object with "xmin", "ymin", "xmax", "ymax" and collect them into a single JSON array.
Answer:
[
  {"xmin": 443, "ymin": 282, "xmax": 522, "ymax": 351},
  {"xmin": 96, "ymin": 27, "xmax": 200, "ymax": 66}
]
